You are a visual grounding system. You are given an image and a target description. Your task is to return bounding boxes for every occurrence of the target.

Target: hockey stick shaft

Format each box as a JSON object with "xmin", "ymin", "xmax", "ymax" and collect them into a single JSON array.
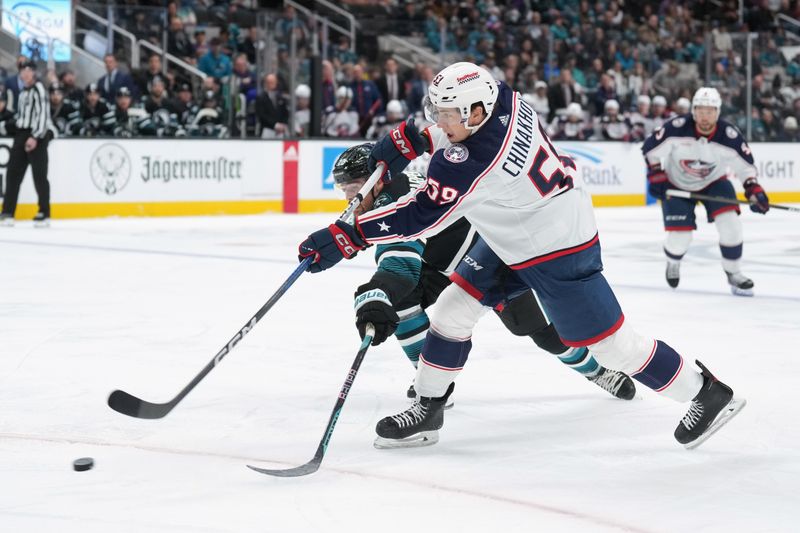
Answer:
[
  {"xmin": 107, "ymin": 164, "xmax": 386, "ymax": 419},
  {"xmin": 247, "ymin": 324, "xmax": 375, "ymax": 477},
  {"xmin": 666, "ymin": 189, "xmax": 800, "ymax": 212}
]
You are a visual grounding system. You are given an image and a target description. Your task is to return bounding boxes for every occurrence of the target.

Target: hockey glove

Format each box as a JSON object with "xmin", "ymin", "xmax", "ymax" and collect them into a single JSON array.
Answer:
[
  {"xmin": 367, "ymin": 118, "xmax": 430, "ymax": 182},
  {"xmin": 743, "ymin": 178, "xmax": 769, "ymax": 214},
  {"xmin": 298, "ymin": 220, "xmax": 366, "ymax": 273},
  {"xmin": 646, "ymin": 164, "xmax": 669, "ymax": 200},
  {"xmin": 354, "ymin": 282, "xmax": 399, "ymax": 346}
]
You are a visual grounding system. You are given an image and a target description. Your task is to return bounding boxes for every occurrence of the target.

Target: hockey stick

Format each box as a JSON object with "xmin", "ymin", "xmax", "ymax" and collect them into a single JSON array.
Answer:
[
  {"xmin": 107, "ymin": 164, "xmax": 386, "ymax": 419},
  {"xmin": 666, "ymin": 189, "xmax": 800, "ymax": 213},
  {"xmin": 247, "ymin": 324, "xmax": 375, "ymax": 477}
]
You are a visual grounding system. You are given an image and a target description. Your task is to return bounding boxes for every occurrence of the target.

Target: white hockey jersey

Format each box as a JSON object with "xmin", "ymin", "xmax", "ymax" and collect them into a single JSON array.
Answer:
[
  {"xmin": 356, "ymin": 82, "xmax": 598, "ymax": 267},
  {"xmin": 642, "ymin": 114, "xmax": 757, "ymax": 192}
]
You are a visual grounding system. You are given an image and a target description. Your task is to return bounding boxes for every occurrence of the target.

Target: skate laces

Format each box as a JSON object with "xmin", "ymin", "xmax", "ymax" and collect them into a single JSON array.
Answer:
[
  {"xmin": 590, "ymin": 369, "xmax": 625, "ymax": 396},
  {"xmin": 391, "ymin": 401, "xmax": 428, "ymax": 428},
  {"xmin": 681, "ymin": 401, "xmax": 704, "ymax": 430}
]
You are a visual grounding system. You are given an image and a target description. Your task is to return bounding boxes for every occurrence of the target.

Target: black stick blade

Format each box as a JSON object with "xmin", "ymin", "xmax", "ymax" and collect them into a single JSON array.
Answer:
[
  {"xmin": 246, "ymin": 462, "xmax": 321, "ymax": 477},
  {"xmin": 107, "ymin": 390, "xmax": 171, "ymax": 419}
]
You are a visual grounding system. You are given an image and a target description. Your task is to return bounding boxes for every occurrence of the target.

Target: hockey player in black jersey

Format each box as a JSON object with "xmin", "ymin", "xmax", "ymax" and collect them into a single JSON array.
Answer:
[{"xmin": 333, "ymin": 144, "xmax": 635, "ymax": 445}]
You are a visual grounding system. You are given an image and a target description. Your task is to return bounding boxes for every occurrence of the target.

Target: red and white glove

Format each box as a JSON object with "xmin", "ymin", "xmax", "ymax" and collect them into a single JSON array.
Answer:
[
  {"xmin": 743, "ymin": 178, "xmax": 769, "ymax": 214},
  {"xmin": 298, "ymin": 221, "xmax": 366, "ymax": 273}
]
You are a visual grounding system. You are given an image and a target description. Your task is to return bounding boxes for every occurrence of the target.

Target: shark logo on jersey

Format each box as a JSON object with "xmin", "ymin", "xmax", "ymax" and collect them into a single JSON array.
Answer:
[
  {"xmin": 444, "ymin": 143, "xmax": 469, "ymax": 163},
  {"xmin": 679, "ymin": 159, "xmax": 716, "ymax": 178},
  {"xmin": 498, "ymin": 114, "xmax": 509, "ymax": 127}
]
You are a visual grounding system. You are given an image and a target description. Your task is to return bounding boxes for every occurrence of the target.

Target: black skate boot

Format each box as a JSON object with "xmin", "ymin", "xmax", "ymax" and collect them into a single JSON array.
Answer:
[
  {"xmin": 666, "ymin": 261, "xmax": 680, "ymax": 288},
  {"xmin": 725, "ymin": 271, "xmax": 753, "ymax": 297},
  {"xmin": 375, "ymin": 382, "xmax": 455, "ymax": 449},
  {"xmin": 587, "ymin": 368, "xmax": 636, "ymax": 400},
  {"xmin": 674, "ymin": 360, "xmax": 746, "ymax": 449},
  {"xmin": 406, "ymin": 381, "xmax": 454, "ymax": 409},
  {"xmin": 0, "ymin": 213, "xmax": 13, "ymax": 227},
  {"xmin": 33, "ymin": 212, "xmax": 50, "ymax": 228}
]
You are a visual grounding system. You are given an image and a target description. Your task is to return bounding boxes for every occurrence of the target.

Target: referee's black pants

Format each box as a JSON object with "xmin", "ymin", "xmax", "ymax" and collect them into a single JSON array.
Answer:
[{"xmin": 1, "ymin": 131, "xmax": 49, "ymax": 217}]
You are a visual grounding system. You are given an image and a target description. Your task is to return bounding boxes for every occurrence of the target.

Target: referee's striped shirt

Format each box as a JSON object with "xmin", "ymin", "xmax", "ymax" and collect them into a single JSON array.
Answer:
[{"xmin": 16, "ymin": 80, "xmax": 51, "ymax": 139}]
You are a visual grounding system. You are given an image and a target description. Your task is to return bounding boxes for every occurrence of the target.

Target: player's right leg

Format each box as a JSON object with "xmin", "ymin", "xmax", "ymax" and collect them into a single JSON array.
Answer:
[
  {"xmin": 661, "ymin": 194, "xmax": 697, "ymax": 288},
  {"xmin": 517, "ymin": 238, "xmax": 745, "ymax": 448}
]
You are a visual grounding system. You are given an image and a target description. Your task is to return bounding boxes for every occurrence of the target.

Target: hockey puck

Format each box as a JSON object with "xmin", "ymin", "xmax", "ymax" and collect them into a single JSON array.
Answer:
[{"xmin": 73, "ymin": 457, "xmax": 94, "ymax": 472}]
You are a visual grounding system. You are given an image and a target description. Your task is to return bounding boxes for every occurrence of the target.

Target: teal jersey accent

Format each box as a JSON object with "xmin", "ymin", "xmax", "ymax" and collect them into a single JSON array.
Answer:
[{"xmin": 374, "ymin": 240, "xmax": 425, "ymax": 283}]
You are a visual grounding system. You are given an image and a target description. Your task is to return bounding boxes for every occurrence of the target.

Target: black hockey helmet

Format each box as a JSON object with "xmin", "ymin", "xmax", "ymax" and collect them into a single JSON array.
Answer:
[{"xmin": 333, "ymin": 143, "xmax": 374, "ymax": 188}]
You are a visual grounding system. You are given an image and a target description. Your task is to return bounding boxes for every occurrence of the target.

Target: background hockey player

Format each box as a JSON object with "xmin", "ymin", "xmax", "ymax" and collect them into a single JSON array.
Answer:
[
  {"xmin": 642, "ymin": 87, "xmax": 769, "ymax": 296},
  {"xmin": 296, "ymin": 62, "xmax": 746, "ymax": 452},
  {"xmin": 332, "ymin": 144, "xmax": 635, "ymax": 422}
]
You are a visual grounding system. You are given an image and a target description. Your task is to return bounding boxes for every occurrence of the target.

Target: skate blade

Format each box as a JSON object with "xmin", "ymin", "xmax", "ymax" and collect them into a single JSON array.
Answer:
[
  {"xmin": 684, "ymin": 396, "xmax": 747, "ymax": 450},
  {"xmin": 374, "ymin": 430, "xmax": 439, "ymax": 449},
  {"xmin": 730, "ymin": 286, "xmax": 753, "ymax": 297}
]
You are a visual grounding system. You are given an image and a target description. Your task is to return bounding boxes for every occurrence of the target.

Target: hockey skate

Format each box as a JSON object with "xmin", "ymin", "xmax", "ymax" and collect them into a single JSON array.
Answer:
[
  {"xmin": 407, "ymin": 381, "xmax": 454, "ymax": 409},
  {"xmin": 725, "ymin": 271, "xmax": 753, "ymax": 297},
  {"xmin": 33, "ymin": 212, "xmax": 50, "ymax": 228},
  {"xmin": 375, "ymin": 383, "xmax": 455, "ymax": 449},
  {"xmin": 0, "ymin": 213, "xmax": 13, "ymax": 227},
  {"xmin": 665, "ymin": 261, "xmax": 680, "ymax": 288},
  {"xmin": 674, "ymin": 360, "xmax": 746, "ymax": 450},
  {"xmin": 587, "ymin": 368, "xmax": 636, "ymax": 400}
]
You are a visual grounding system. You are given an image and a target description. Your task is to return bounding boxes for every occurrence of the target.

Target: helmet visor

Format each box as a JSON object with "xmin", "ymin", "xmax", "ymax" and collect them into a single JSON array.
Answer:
[
  {"xmin": 423, "ymin": 95, "xmax": 464, "ymax": 127},
  {"xmin": 336, "ymin": 178, "xmax": 367, "ymax": 200}
]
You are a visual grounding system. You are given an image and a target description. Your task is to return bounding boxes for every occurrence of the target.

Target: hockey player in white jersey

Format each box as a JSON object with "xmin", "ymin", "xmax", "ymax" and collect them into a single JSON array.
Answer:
[
  {"xmin": 297, "ymin": 63, "xmax": 745, "ymax": 450},
  {"xmin": 642, "ymin": 87, "xmax": 770, "ymax": 295}
]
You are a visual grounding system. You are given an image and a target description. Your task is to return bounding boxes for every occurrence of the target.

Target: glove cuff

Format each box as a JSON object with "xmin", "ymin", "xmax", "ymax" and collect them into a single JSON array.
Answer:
[
  {"xmin": 354, "ymin": 288, "xmax": 392, "ymax": 312},
  {"xmin": 391, "ymin": 121, "xmax": 420, "ymax": 161}
]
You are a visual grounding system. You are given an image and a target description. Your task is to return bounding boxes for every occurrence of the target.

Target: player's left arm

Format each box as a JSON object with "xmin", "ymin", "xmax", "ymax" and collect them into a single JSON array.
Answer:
[{"xmin": 726, "ymin": 125, "xmax": 769, "ymax": 214}]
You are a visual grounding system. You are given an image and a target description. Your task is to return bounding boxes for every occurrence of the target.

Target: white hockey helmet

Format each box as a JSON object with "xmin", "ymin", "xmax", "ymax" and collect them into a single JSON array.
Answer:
[
  {"xmin": 637, "ymin": 94, "xmax": 651, "ymax": 106},
  {"xmin": 676, "ymin": 97, "xmax": 691, "ymax": 113},
  {"xmin": 692, "ymin": 87, "xmax": 721, "ymax": 110},
  {"xmin": 604, "ymin": 98, "xmax": 620, "ymax": 112},
  {"xmin": 295, "ymin": 84, "xmax": 311, "ymax": 99},
  {"xmin": 386, "ymin": 99, "xmax": 404, "ymax": 116},
  {"xmin": 423, "ymin": 62, "xmax": 498, "ymax": 132},
  {"xmin": 652, "ymin": 95, "xmax": 667, "ymax": 107},
  {"xmin": 566, "ymin": 102, "xmax": 582, "ymax": 118},
  {"xmin": 336, "ymin": 86, "xmax": 353, "ymax": 102}
]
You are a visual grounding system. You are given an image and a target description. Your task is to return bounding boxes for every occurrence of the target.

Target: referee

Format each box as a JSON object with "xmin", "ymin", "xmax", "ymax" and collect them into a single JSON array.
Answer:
[{"xmin": 0, "ymin": 61, "xmax": 52, "ymax": 227}]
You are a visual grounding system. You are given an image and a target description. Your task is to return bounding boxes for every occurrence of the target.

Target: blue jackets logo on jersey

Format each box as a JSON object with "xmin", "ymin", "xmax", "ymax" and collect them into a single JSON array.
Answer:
[
  {"xmin": 444, "ymin": 143, "xmax": 469, "ymax": 163},
  {"xmin": 679, "ymin": 159, "xmax": 716, "ymax": 178}
]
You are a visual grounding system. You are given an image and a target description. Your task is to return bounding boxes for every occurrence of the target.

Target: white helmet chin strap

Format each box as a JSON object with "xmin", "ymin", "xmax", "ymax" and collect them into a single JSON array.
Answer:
[{"xmin": 463, "ymin": 107, "xmax": 492, "ymax": 135}]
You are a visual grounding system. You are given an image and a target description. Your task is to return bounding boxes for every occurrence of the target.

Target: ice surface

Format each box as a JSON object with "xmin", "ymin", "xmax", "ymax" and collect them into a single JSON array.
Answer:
[{"xmin": 0, "ymin": 206, "xmax": 798, "ymax": 533}]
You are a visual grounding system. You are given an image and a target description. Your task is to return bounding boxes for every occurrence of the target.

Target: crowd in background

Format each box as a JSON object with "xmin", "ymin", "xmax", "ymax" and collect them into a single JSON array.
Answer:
[{"xmin": 2, "ymin": 0, "xmax": 800, "ymax": 142}]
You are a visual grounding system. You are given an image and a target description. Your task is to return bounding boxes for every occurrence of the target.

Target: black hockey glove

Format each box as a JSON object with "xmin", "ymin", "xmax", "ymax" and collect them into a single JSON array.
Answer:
[
  {"xmin": 743, "ymin": 178, "xmax": 769, "ymax": 214},
  {"xmin": 646, "ymin": 164, "xmax": 669, "ymax": 199},
  {"xmin": 298, "ymin": 220, "xmax": 366, "ymax": 273},
  {"xmin": 354, "ymin": 282, "xmax": 399, "ymax": 346},
  {"xmin": 367, "ymin": 118, "xmax": 430, "ymax": 182}
]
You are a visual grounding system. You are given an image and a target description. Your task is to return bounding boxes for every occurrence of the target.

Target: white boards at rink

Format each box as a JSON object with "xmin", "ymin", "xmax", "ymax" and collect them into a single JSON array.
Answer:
[{"xmin": 2, "ymin": 138, "xmax": 798, "ymax": 219}]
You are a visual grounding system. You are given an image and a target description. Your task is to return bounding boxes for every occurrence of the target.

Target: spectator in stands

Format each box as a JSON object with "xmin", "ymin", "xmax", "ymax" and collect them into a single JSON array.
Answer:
[
  {"xmin": 80, "ymin": 83, "xmax": 111, "ymax": 137},
  {"xmin": 194, "ymin": 30, "xmax": 208, "ymax": 60},
  {"xmin": 168, "ymin": 17, "xmax": 194, "ymax": 63},
  {"xmin": 599, "ymin": 99, "xmax": 630, "ymax": 141},
  {"xmin": 651, "ymin": 60, "xmax": 682, "ymax": 102},
  {"xmin": 58, "ymin": 70, "xmax": 83, "ymax": 102},
  {"xmin": 526, "ymin": 81, "xmax": 550, "ymax": 126},
  {"xmin": 199, "ymin": 38, "xmax": 232, "ymax": 81},
  {"xmin": 322, "ymin": 60, "xmax": 336, "ymax": 110},
  {"xmin": 98, "ymin": 54, "xmax": 137, "ymax": 103},
  {"xmin": 407, "ymin": 64, "xmax": 433, "ymax": 116},
  {"xmin": 548, "ymin": 69, "xmax": 582, "ymax": 121},
  {"xmin": 549, "ymin": 102, "xmax": 593, "ymax": 141},
  {"xmin": 675, "ymin": 97, "xmax": 691, "ymax": 114},
  {"xmin": 331, "ymin": 35, "xmax": 357, "ymax": 65},
  {"xmin": 232, "ymin": 54, "xmax": 257, "ymax": 103},
  {"xmin": 376, "ymin": 58, "xmax": 405, "ymax": 107},
  {"xmin": 256, "ymin": 73, "xmax": 288, "ymax": 139},
  {"xmin": 240, "ymin": 27, "xmax": 261, "ymax": 65},
  {"xmin": 293, "ymin": 84, "xmax": 311, "ymax": 138},
  {"xmin": 593, "ymin": 73, "xmax": 618, "ymax": 116},
  {"xmin": 323, "ymin": 86, "xmax": 359, "ymax": 138},
  {"xmin": 349, "ymin": 64, "xmax": 382, "ymax": 136},
  {"xmin": 137, "ymin": 54, "xmax": 164, "ymax": 98}
]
